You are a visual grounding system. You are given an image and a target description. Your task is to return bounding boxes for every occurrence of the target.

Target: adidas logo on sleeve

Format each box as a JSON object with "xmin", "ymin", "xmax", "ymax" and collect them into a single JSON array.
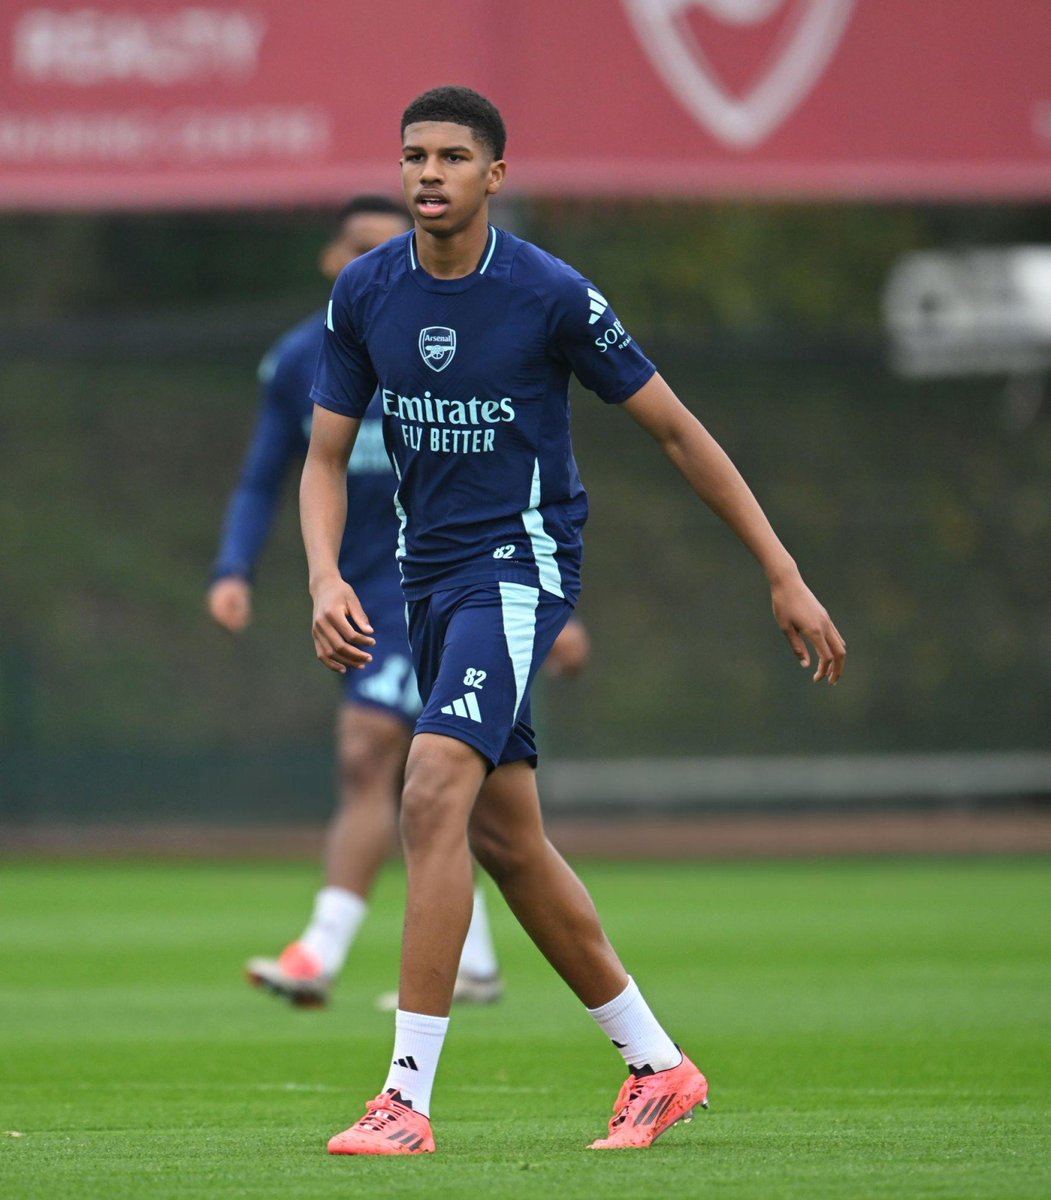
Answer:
[
  {"xmin": 587, "ymin": 287, "xmax": 609, "ymax": 325},
  {"xmin": 440, "ymin": 693, "xmax": 482, "ymax": 722}
]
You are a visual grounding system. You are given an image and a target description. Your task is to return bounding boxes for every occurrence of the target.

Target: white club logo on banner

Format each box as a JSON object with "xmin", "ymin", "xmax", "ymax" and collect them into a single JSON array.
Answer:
[{"xmin": 622, "ymin": 0, "xmax": 856, "ymax": 149}]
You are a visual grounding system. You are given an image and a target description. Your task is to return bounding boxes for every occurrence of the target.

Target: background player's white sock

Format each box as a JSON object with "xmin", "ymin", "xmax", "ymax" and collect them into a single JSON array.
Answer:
[
  {"xmin": 298, "ymin": 886, "xmax": 366, "ymax": 976},
  {"xmin": 383, "ymin": 1009, "xmax": 450, "ymax": 1117},
  {"xmin": 587, "ymin": 976, "xmax": 682, "ymax": 1073},
  {"xmin": 457, "ymin": 885, "xmax": 500, "ymax": 979}
]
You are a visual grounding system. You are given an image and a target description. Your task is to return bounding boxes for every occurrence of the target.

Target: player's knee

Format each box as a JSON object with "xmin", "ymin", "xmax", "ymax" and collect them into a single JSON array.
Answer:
[
  {"xmin": 336, "ymin": 735, "xmax": 384, "ymax": 796},
  {"xmin": 399, "ymin": 771, "xmax": 468, "ymax": 854},
  {"xmin": 336, "ymin": 714, "xmax": 407, "ymax": 802},
  {"xmin": 399, "ymin": 735, "xmax": 484, "ymax": 852},
  {"xmin": 468, "ymin": 815, "xmax": 529, "ymax": 883}
]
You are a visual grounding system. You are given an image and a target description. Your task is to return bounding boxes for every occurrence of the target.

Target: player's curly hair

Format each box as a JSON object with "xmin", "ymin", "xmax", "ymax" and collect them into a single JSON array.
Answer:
[{"xmin": 401, "ymin": 86, "xmax": 506, "ymax": 160}]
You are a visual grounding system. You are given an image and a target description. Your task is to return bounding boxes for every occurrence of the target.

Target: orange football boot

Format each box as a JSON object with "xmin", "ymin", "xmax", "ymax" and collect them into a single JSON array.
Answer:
[
  {"xmin": 327, "ymin": 1090, "xmax": 435, "ymax": 1155},
  {"xmin": 588, "ymin": 1053, "xmax": 709, "ymax": 1149},
  {"xmin": 245, "ymin": 941, "xmax": 331, "ymax": 1007}
]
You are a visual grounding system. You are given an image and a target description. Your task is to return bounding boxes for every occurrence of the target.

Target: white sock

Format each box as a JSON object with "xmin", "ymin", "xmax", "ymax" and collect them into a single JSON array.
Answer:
[
  {"xmin": 382, "ymin": 1009, "xmax": 450, "ymax": 1117},
  {"xmin": 298, "ymin": 886, "xmax": 366, "ymax": 976},
  {"xmin": 457, "ymin": 885, "xmax": 500, "ymax": 979},
  {"xmin": 587, "ymin": 977, "xmax": 682, "ymax": 1074}
]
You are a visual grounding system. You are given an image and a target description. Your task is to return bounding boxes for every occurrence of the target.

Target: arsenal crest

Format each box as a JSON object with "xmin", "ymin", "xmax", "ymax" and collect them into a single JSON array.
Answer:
[
  {"xmin": 419, "ymin": 326, "xmax": 457, "ymax": 371},
  {"xmin": 622, "ymin": 0, "xmax": 855, "ymax": 148}
]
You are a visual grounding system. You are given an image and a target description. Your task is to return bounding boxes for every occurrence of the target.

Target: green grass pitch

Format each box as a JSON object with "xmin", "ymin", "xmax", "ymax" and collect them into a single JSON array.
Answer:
[{"xmin": 2, "ymin": 857, "xmax": 1048, "ymax": 1199}]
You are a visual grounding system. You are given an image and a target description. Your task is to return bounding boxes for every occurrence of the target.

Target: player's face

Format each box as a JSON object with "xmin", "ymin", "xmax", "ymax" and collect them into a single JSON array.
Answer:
[
  {"xmin": 400, "ymin": 122, "xmax": 505, "ymax": 238},
  {"xmin": 321, "ymin": 211, "xmax": 410, "ymax": 279}
]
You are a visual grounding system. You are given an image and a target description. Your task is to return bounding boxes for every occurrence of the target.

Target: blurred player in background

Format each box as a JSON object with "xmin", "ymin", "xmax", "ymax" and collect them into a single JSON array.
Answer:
[
  {"xmin": 303, "ymin": 86, "xmax": 845, "ymax": 1154},
  {"xmin": 208, "ymin": 196, "xmax": 588, "ymax": 1008}
]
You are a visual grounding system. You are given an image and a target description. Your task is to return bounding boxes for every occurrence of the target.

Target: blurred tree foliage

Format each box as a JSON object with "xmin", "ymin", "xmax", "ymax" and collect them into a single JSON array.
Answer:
[{"xmin": 4, "ymin": 200, "xmax": 1051, "ymax": 329}]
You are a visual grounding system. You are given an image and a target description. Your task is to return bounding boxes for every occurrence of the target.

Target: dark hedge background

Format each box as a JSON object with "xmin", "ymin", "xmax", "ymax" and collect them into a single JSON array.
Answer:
[{"xmin": 2, "ymin": 201, "xmax": 1048, "ymax": 820}]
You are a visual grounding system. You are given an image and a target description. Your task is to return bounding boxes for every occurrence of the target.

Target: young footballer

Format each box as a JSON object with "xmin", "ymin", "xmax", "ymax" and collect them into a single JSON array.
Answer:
[{"xmin": 302, "ymin": 86, "xmax": 845, "ymax": 1153}]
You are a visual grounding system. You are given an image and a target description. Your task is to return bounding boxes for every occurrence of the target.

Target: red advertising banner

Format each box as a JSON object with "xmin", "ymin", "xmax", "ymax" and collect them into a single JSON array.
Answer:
[{"xmin": 2, "ymin": 1, "xmax": 1050, "ymax": 209}]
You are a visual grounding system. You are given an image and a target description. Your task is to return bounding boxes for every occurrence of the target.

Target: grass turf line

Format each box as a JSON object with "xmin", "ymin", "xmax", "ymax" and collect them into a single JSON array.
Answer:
[{"xmin": 1, "ymin": 858, "xmax": 1048, "ymax": 1199}]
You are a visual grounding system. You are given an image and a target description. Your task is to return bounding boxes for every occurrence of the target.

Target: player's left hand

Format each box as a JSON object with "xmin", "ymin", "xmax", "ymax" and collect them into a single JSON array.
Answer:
[
  {"xmin": 545, "ymin": 619, "xmax": 591, "ymax": 678},
  {"xmin": 770, "ymin": 572, "xmax": 846, "ymax": 685}
]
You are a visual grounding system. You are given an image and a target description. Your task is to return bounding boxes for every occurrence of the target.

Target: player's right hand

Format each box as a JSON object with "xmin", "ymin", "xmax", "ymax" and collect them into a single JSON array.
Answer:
[
  {"xmin": 545, "ymin": 618, "xmax": 591, "ymax": 678},
  {"xmin": 208, "ymin": 577, "xmax": 253, "ymax": 633},
  {"xmin": 310, "ymin": 575, "xmax": 375, "ymax": 673}
]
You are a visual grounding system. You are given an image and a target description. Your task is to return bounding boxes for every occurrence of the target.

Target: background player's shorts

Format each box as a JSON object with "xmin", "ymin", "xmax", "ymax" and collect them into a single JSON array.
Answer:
[
  {"xmin": 407, "ymin": 582, "xmax": 573, "ymax": 769},
  {"xmin": 340, "ymin": 609, "xmax": 421, "ymax": 727}
]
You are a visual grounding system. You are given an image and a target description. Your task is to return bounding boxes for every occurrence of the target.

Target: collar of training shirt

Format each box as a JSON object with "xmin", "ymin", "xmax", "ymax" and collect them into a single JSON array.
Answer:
[{"xmin": 406, "ymin": 226, "xmax": 500, "ymax": 295}]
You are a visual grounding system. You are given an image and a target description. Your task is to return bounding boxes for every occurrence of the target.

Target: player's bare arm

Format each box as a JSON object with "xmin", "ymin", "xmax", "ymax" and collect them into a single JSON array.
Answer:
[
  {"xmin": 300, "ymin": 404, "xmax": 375, "ymax": 673},
  {"xmin": 622, "ymin": 372, "xmax": 846, "ymax": 685}
]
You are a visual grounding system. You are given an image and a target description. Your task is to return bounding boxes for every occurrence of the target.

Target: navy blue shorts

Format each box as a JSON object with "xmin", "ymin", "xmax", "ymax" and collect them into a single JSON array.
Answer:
[
  {"xmin": 340, "ymin": 608, "xmax": 421, "ymax": 727},
  {"xmin": 408, "ymin": 583, "xmax": 573, "ymax": 768}
]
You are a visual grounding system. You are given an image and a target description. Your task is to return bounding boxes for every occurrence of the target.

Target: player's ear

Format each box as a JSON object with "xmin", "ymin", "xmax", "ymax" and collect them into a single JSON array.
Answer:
[
  {"xmin": 485, "ymin": 158, "xmax": 506, "ymax": 196},
  {"xmin": 319, "ymin": 240, "xmax": 344, "ymax": 279}
]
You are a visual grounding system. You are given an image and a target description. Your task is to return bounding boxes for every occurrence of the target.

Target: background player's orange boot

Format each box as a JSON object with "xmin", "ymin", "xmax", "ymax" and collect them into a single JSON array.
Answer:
[
  {"xmin": 588, "ymin": 1053, "xmax": 709, "ymax": 1149},
  {"xmin": 327, "ymin": 1090, "xmax": 435, "ymax": 1155},
  {"xmin": 245, "ymin": 941, "xmax": 331, "ymax": 1007}
]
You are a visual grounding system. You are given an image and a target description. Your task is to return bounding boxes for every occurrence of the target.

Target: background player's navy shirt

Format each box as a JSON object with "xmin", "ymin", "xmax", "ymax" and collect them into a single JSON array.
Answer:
[
  {"xmin": 311, "ymin": 228, "xmax": 656, "ymax": 604},
  {"xmin": 211, "ymin": 309, "xmax": 402, "ymax": 614}
]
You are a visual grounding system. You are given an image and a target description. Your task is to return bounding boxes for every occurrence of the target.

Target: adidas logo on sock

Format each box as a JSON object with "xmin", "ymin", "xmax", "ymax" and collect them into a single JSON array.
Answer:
[
  {"xmin": 393, "ymin": 1055, "xmax": 418, "ymax": 1070},
  {"xmin": 587, "ymin": 287, "xmax": 609, "ymax": 325},
  {"xmin": 440, "ymin": 693, "xmax": 482, "ymax": 722}
]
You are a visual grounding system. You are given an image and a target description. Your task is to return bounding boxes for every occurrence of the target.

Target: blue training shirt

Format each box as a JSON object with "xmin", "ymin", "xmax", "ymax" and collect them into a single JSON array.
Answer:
[
  {"xmin": 310, "ymin": 227, "xmax": 656, "ymax": 604},
  {"xmin": 211, "ymin": 309, "xmax": 402, "ymax": 614}
]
